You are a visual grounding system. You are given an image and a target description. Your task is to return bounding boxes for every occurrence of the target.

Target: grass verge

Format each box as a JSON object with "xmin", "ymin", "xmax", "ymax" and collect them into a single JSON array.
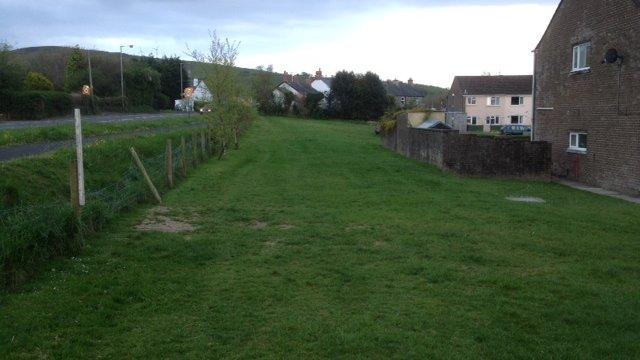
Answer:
[
  {"xmin": 0, "ymin": 117, "xmax": 639, "ymax": 357},
  {"xmin": 0, "ymin": 116, "xmax": 202, "ymax": 147}
]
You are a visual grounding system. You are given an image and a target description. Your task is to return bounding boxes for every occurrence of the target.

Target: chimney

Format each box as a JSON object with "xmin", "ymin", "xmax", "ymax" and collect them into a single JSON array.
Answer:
[
  {"xmin": 315, "ymin": 68, "xmax": 323, "ymax": 79},
  {"xmin": 283, "ymin": 71, "xmax": 293, "ymax": 83},
  {"xmin": 408, "ymin": 78, "xmax": 414, "ymax": 86}
]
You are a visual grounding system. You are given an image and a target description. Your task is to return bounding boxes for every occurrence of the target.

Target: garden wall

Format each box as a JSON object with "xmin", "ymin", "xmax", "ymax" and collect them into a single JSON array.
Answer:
[{"xmin": 383, "ymin": 114, "xmax": 551, "ymax": 179}]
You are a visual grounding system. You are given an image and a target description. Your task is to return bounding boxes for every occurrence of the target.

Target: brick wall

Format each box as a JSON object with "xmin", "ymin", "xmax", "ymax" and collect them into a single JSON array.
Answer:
[
  {"xmin": 534, "ymin": 0, "xmax": 640, "ymax": 195},
  {"xmin": 383, "ymin": 115, "xmax": 551, "ymax": 179}
]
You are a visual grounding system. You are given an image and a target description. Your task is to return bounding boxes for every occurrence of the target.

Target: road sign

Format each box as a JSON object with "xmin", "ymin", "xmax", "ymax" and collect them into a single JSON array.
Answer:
[
  {"xmin": 82, "ymin": 85, "xmax": 92, "ymax": 96},
  {"xmin": 183, "ymin": 86, "xmax": 196, "ymax": 99}
]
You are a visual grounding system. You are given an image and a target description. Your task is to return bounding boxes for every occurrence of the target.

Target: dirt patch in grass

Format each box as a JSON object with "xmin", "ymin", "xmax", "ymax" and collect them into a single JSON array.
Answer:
[
  {"xmin": 251, "ymin": 221, "xmax": 268, "ymax": 230},
  {"xmin": 507, "ymin": 196, "xmax": 546, "ymax": 204},
  {"xmin": 135, "ymin": 207, "xmax": 196, "ymax": 233},
  {"xmin": 278, "ymin": 224, "xmax": 296, "ymax": 230}
]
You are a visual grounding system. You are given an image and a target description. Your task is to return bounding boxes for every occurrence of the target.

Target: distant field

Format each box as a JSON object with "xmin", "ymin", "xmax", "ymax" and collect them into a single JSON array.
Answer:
[
  {"xmin": 1, "ymin": 117, "xmax": 638, "ymax": 358},
  {"xmin": 0, "ymin": 116, "xmax": 201, "ymax": 147}
]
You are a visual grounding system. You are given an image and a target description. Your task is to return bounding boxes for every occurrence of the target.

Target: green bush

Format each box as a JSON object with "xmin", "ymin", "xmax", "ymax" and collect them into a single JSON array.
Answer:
[
  {"xmin": 467, "ymin": 125, "xmax": 484, "ymax": 133},
  {"xmin": 96, "ymin": 96, "xmax": 127, "ymax": 112},
  {"xmin": 0, "ymin": 90, "xmax": 72, "ymax": 120},
  {"xmin": 24, "ymin": 72, "xmax": 54, "ymax": 91}
]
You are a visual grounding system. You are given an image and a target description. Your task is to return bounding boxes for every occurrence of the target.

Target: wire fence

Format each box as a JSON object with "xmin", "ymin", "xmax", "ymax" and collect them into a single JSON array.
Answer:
[{"xmin": 0, "ymin": 129, "xmax": 215, "ymax": 290}]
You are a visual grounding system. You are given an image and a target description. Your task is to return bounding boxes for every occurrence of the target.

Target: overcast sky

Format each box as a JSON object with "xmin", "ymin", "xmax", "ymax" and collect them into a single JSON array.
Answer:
[{"xmin": 0, "ymin": 0, "xmax": 558, "ymax": 87}]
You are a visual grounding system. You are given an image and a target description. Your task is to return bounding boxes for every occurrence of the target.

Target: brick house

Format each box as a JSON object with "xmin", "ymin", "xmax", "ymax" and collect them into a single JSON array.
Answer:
[
  {"xmin": 533, "ymin": 0, "xmax": 640, "ymax": 195},
  {"xmin": 385, "ymin": 79, "xmax": 426, "ymax": 109},
  {"xmin": 446, "ymin": 75, "xmax": 533, "ymax": 133}
]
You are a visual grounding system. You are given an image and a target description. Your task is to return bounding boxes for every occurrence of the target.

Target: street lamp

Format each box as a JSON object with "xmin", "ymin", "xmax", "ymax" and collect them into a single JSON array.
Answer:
[{"xmin": 120, "ymin": 44, "xmax": 134, "ymax": 112}]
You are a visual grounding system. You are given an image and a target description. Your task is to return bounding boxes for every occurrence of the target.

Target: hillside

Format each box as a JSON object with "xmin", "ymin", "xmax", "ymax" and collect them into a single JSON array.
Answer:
[{"xmin": 11, "ymin": 46, "xmax": 448, "ymax": 105}]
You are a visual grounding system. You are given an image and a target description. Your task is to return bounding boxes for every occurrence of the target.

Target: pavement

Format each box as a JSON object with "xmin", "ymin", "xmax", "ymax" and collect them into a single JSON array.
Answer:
[
  {"xmin": 558, "ymin": 179, "xmax": 640, "ymax": 204},
  {"xmin": 0, "ymin": 112, "xmax": 189, "ymax": 130}
]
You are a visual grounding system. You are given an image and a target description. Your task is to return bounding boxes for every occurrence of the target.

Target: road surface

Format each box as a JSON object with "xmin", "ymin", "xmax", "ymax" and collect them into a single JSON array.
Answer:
[{"xmin": 0, "ymin": 112, "xmax": 190, "ymax": 131}]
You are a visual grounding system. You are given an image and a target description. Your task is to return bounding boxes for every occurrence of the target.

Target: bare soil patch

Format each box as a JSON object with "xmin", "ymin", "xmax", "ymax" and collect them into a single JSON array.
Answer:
[{"xmin": 135, "ymin": 207, "xmax": 196, "ymax": 233}]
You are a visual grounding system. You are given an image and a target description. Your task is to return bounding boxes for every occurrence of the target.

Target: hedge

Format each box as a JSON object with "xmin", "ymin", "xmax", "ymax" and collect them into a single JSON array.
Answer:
[{"xmin": 0, "ymin": 90, "xmax": 72, "ymax": 120}]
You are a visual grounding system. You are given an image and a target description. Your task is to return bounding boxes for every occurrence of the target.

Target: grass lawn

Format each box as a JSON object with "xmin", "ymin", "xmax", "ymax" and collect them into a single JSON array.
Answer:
[
  {"xmin": 0, "ymin": 116, "xmax": 201, "ymax": 147},
  {"xmin": 1, "ymin": 116, "xmax": 639, "ymax": 358}
]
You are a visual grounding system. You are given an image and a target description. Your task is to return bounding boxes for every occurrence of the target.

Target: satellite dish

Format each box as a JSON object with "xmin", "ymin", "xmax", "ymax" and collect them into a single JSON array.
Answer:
[{"xmin": 603, "ymin": 48, "xmax": 623, "ymax": 64}]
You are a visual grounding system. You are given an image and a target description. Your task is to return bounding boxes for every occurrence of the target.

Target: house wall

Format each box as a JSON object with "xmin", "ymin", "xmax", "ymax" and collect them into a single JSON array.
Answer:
[
  {"xmin": 464, "ymin": 95, "xmax": 533, "ymax": 128},
  {"xmin": 534, "ymin": 0, "xmax": 640, "ymax": 195},
  {"xmin": 384, "ymin": 114, "xmax": 551, "ymax": 178}
]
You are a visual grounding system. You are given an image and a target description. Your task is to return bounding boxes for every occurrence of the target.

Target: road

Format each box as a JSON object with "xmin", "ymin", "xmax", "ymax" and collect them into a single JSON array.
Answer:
[{"xmin": 0, "ymin": 112, "xmax": 190, "ymax": 130}]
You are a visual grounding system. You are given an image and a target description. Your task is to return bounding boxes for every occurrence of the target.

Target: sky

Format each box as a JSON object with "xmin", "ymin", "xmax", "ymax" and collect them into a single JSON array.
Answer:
[{"xmin": 0, "ymin": 0, "xmax": 558, "ymax": 87}]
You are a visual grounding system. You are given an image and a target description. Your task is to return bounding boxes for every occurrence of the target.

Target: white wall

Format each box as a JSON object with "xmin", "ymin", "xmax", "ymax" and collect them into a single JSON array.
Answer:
[{"xmin": 463, "ymin": 94, "xmax": 533, "ymax": 128}]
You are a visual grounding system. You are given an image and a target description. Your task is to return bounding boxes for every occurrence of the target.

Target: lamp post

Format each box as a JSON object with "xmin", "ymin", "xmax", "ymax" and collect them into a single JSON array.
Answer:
[{"xmin": 120, "ymin": 44, "xmax": 134, "ymax": 112}]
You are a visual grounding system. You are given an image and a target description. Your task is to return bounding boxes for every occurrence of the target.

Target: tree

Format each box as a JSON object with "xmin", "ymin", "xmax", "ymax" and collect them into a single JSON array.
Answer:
[
  {"xmin": 64, "ymin": 46, "xmax": 87, "ymax": 93},
  {"xmin": 330, "ymin": 71, "xmax": 357, "ymax": 118},
  {"xmin": 253, "ymin": 65, "xmax": 278, "ymax": 114},
  {"xmin": 330, "ymin": 70, "xmax": 389, "ymax": 120},
  {"xmin": 24, "ymin": 71, "xmax": 54, "ymax": 91},
  {"xmin": 187, "ymin": 31, "xmax": 257, "ymax": 155},
  {"xmin": 0, "ymin": 42, "xmax": 26, "ymax": 91},
  {"xmin": 124, "ymin": 60, "xmax": 161, "ymax": 109}
]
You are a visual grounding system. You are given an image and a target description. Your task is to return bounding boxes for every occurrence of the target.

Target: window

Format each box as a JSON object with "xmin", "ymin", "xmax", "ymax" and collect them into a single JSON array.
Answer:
[
  {"xmin": 486, "ymin": 116, "xmax": 500, "ymax": 125},
  {"xmin": 488, "ymin": 97, "xmax": 501, "ymax": 106},
  {"xmin": 510, "ymin": 115, "xmax": 524, "ymax": 124},
  {"xmin": 572, "ymin": 42, "xmax": 591, "ymax": 71},
  {"xmin": 569, "ymin": 132, "xmax": 587, "ymax": 152},
  {"xmin": 467, "ymin": 116, "xmax": 477, "ymax": 125},
  {"xmin": 467, "ymin": 96, "xmax": 477, "ymax": 105},
  {"xmin": 400, "ymin": 97, "xmax": 406, "ymax": 106},
  {"xmin": 511, "ymin": 96, "xmax": 524, "ymax": 105}
]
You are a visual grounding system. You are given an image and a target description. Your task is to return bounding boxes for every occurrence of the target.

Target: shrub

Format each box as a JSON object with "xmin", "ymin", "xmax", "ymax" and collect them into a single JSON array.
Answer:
[
  {"xmin": 0, "ymin": 90, "xmax": 72, "ymax": 120},
  {"xmin": 378, "ymin": 119, "xmax": 397, "ymax": 135},
  {"xmin": 24, "ymin": 72, "xmax": 54, "ymax": 91}
]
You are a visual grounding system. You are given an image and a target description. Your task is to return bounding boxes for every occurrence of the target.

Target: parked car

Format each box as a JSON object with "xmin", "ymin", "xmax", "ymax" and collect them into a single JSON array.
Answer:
[{"xmin": 501, "ymin": 125, "xmax": 531, "ymax": 136}]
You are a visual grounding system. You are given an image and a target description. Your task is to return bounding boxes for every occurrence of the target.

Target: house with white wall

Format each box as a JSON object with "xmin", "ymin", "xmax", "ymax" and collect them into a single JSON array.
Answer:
[{"xmin": 445, "ymin": 75, "xmax": 533, "ymax": 132}]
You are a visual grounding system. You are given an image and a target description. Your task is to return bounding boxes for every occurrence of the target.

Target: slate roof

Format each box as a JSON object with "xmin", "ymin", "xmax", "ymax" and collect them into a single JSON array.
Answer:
[
  {"xmin": 278, "ymin": 81, "xmax": 319, "ymax": 96},
  {"xmin": 384, "ymin": 81, "xmax": 426, "ymax": 98},
  {"xmin": 452, "ymin": 75, "xmax": 533, "ymax": 95}
]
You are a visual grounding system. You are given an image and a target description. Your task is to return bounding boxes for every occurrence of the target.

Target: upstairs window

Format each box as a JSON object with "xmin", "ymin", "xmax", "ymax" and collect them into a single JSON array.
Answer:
[
  {"xmin": 569, "ymin": 132, "xmax": 588, "ymax": 152},
  {"xmin": 511, "ymin": 96, "xmax": 524, "ymax": 105},
  {"xmin": 572, "ymin": 42, "xmax": 591, "ymax": 72},
  {"xmin": 467, "ymin": 116, "xmax": 477, "ymax": 125},
  {"xmin": 467, "ymin": 96, "xmax": 477, "ymax": 105},
  {"xmin": 488, "ymin": 97, "xmax": 501, "ymax": 106}
]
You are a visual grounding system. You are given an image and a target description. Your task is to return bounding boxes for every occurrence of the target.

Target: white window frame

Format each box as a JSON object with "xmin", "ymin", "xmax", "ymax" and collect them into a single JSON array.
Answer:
[
  {"xmin": 467, "ymin": 116, "xmax": 477, "ymax": 125},
  {"xmin": 569, "ymin": 132, "xmax": 587, "ymax": 152},
  {"xmin": 572, "ymin": 42, "xmax": 591, "ymax": 72},
  {"xmin": 467, "ymin": 96, "xmax": 477, "ymax": 105},
  {"xmin": 400, "ymin": 96, "xmax": 406, "ymax": 105},
  {"xmin": 511, "ymin": 96, "xmax": 524, "ymax": 106},
  {"xmin": 488, "ymin": 96, "xmax": 501, "ymax": 106},
  {"xmin": 486, "ymin": 116, "xmax": 500, "ymax": 125},
  {"xmin": 510, "ymin": 115, "xmax": 524, "ymax": 124}
]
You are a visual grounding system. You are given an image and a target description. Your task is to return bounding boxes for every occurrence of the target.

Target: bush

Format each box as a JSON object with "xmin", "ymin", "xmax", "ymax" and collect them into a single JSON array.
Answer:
[
  {"xmin": 96, "ymin": 96, "xmax": 127, "ymax": 112},
  {"xmin": 24, "ymin": 72, "xmax": 54, "ymax": 91},
  {"xmin": 467, "ymin": 125, "xmax": 483, "ymax": 132},
  {"xmin": 0, "ymin": 90, "xmax": 72, "ymax": 120},
  {"xmin": 153, "ymin": 93, "xmax": 171, "ymax": 110}
]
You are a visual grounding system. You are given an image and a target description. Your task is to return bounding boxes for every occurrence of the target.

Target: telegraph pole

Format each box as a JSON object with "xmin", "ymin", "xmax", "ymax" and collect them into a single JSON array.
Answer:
[
  {"xmin": 87, "ymin": 49, "xmax": 95, "ymax": 112},
  {"xmin": 120, "ymin": 44, "xmax": 133, "ymax": 112}
]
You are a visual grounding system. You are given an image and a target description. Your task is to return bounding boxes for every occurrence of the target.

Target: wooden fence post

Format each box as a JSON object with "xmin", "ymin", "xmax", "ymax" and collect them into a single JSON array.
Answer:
[
  {"xmin": 200, "ymin": 131, "xmax": 207, "ymax": 159},
  {"xmin": 180, "ymin": 136, "xmax": 187, "ymax": 177},
  {"xmin": 130, "ymin": 147, "xmax": 162, "ymax": 204},
  {"xmin": 192, "ymin": 133, "xmax": 199, "ymax": 166},
  {"xmin": 166, "ymin": 139, "xmax": 174, "ymax": 188},
  {"xmin": 69, "ymin": 159, "xmax": 81, "ymax": 216}
]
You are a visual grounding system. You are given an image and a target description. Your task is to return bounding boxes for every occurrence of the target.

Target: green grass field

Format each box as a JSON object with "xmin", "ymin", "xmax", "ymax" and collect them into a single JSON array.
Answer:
[
  {"xmin": 0, "ymin": 116, "xmax": 201, "ymax": 147},
  {"xmin": 1, "ymin": 117, "xmax": 639, "ymax": 358}
]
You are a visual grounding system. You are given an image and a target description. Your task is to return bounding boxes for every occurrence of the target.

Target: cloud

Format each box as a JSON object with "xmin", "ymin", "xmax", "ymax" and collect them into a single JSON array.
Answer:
[{"xmin": 1, "ymin": 0, "xmax": 558, "ymax": 87}]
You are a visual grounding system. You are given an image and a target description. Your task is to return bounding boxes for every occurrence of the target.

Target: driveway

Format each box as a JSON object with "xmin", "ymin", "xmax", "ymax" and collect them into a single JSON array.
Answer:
[{"xmin": 0, "ymin": 112, "xmax": 190, "ymax": 130}]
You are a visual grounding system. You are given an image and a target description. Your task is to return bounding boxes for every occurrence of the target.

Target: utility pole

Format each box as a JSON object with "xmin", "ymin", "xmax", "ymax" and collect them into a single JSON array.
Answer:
[
  {"xmin": 120, "ymin": 44, "xmax": 133, "ymax": 112},
  {"xmin": 87, "ymin": 49, "xmax": 95, "ymax": 112},
  {"xmin": 180, "ymin": 62, "xmax": 184, "ymax": 95}
]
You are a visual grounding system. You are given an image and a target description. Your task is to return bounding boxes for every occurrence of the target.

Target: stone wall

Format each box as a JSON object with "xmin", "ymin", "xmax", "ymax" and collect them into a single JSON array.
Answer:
[{"xmin": 383, "ymin": 115, "xmax": 551, "ymax": 179}]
